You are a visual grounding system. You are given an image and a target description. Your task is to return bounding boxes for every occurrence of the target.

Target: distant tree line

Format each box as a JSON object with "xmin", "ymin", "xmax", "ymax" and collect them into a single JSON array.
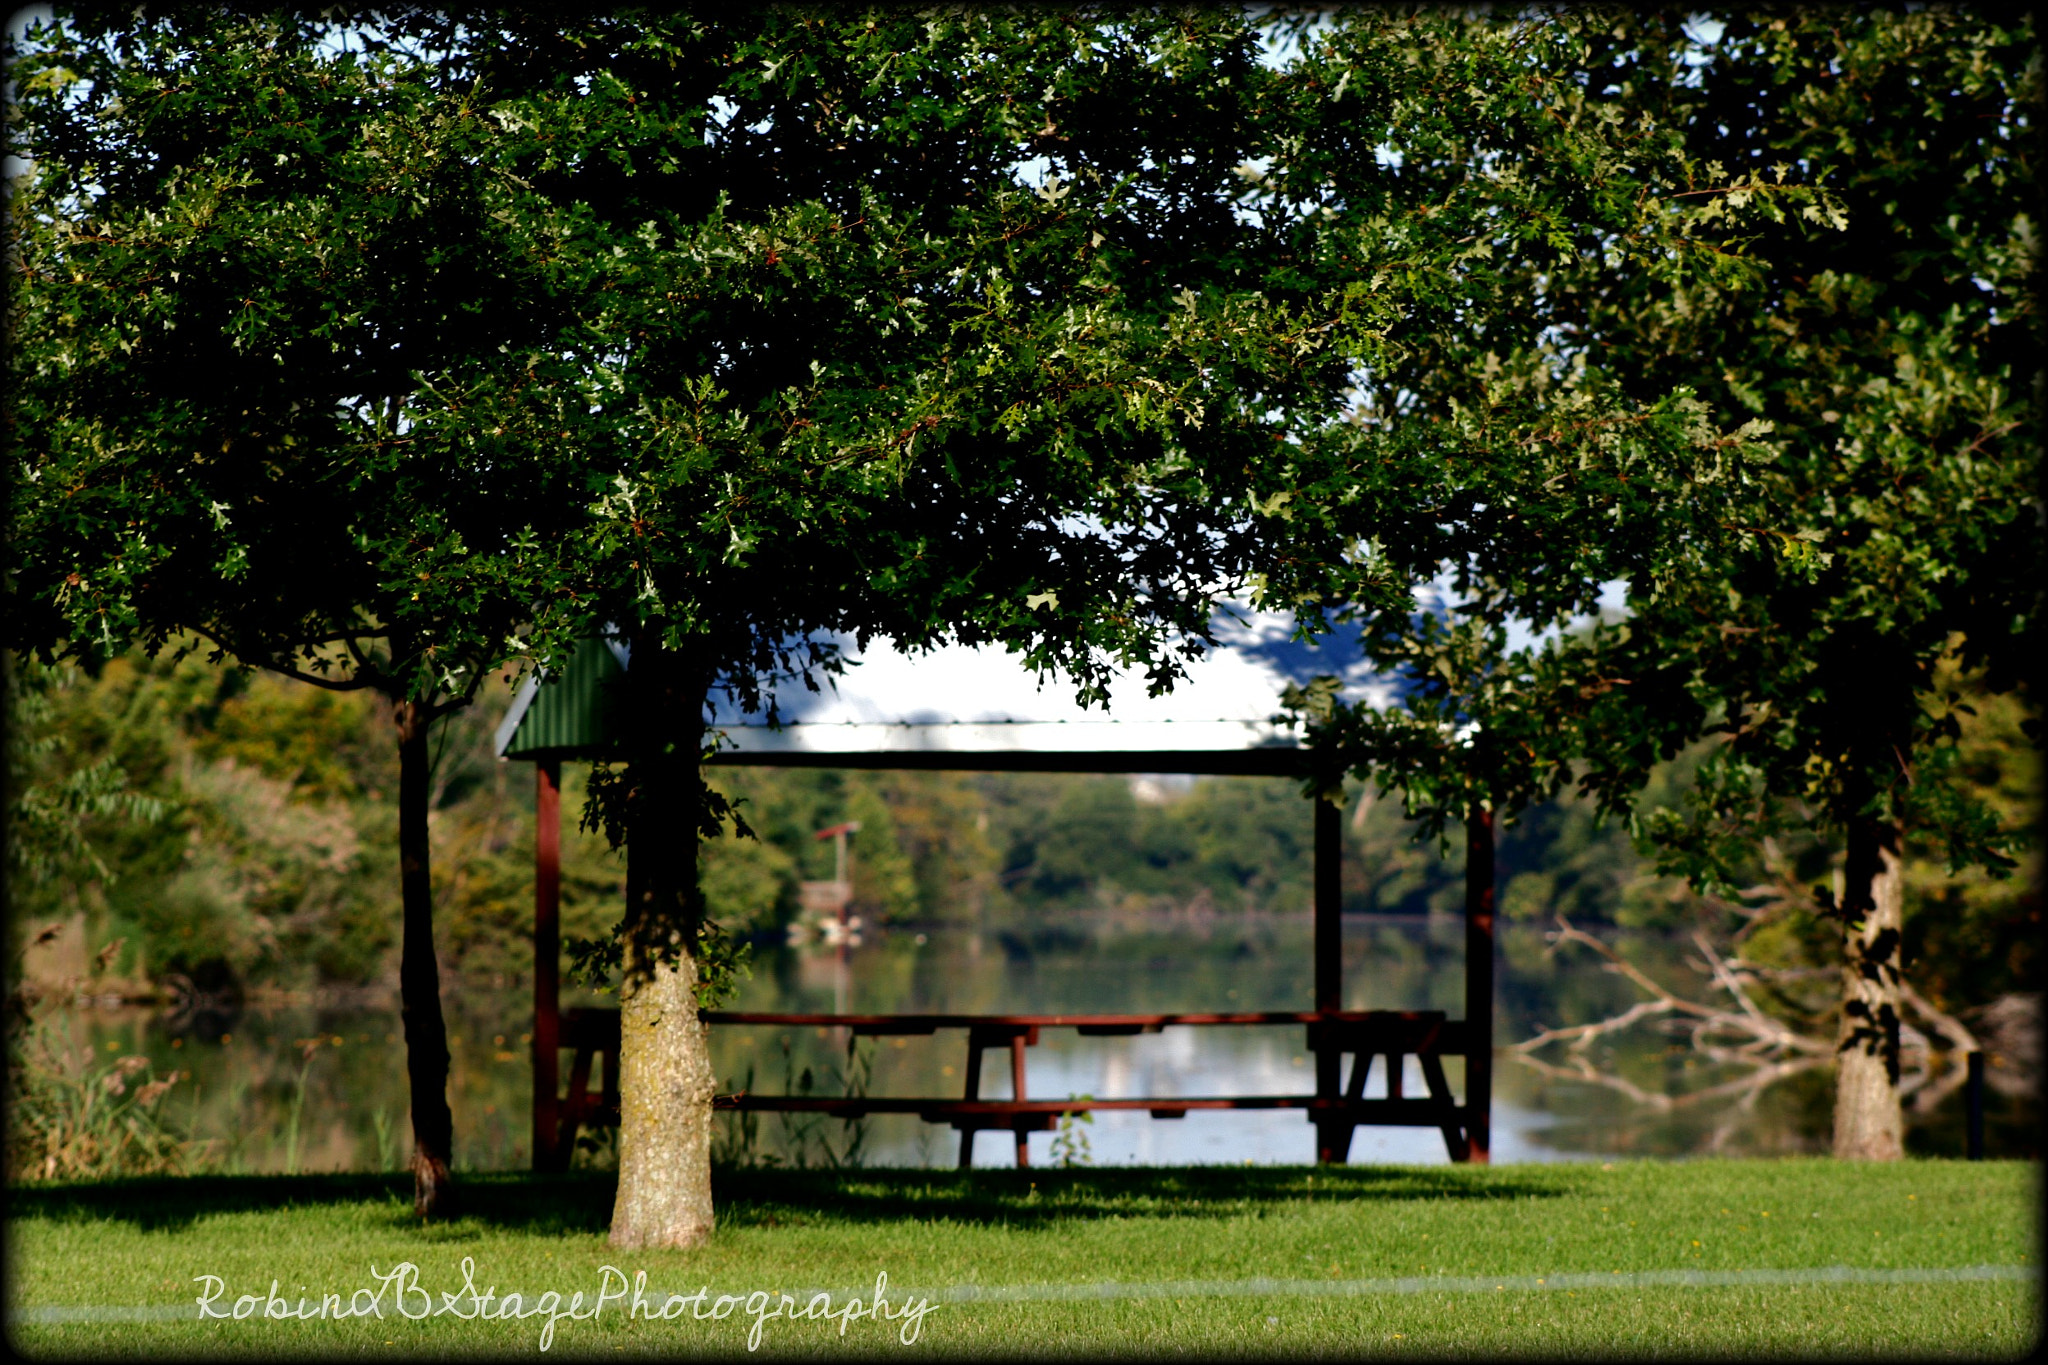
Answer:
[{"xmin": 12, "ymin": 647, "xmax": 2032, "ymax": 1023}]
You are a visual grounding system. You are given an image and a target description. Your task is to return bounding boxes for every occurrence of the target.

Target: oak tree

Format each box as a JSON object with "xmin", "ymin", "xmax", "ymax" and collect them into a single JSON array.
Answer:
[
  {"xmin": 475, "ymin": 8, "xmax": 1840, "ymax": 1234},
  {"xmin": 1526, "ymin": 9, "xmax": 2037, "ymax": 1160},
  {"xmin": 1290, "ymin": 9, "xmax": 2039, "ymax": 1160},
  {"xmin": 5, "ymin": 8, "xmax": 605, "ymax": 1213}
]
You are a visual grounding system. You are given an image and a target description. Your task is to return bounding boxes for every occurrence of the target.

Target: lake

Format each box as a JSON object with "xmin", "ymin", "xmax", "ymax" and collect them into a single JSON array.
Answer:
[{"xmin": 41, "ymin": 914, "xmax": 2030, "ymax": 1173}]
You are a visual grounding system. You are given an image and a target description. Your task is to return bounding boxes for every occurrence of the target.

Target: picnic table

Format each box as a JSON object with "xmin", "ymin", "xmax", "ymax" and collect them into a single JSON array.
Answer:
[{"xmin": 551, "ymin": 1006, "xmax": 1475, "ymax": 1167}]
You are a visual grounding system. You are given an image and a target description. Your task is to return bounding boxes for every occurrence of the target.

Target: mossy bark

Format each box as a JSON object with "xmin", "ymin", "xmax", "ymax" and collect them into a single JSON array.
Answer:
[
  {"xmin": 611, "ymin": 935, "xmax": 716, "ymax": 1248},
  {"xmin": 1833, "ymin": 815, "xmax": 1905, "ymax": 1160},
  {"xmin": 607, "ymin": 634, "xmax": 717, "ymax": 1250}
]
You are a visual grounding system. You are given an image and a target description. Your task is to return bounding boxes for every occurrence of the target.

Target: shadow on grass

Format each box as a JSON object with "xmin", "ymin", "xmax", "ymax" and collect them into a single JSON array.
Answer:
[
  {"xmin": 7, "ymin": 1164, "xmax": 1570, "ymax": 1237},
  {"xmin": 714, "ymin": 1165, "xmax": 1571, "ymax": 1232},
  {"xmin": 4, "ymin": 1172, "xmax": 612, "ymax": 1236}
]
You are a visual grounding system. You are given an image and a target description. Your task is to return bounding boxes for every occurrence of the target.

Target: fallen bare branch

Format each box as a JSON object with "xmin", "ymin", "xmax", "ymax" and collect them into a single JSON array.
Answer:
[
  {"xmin": 1528, "ymin": 916, "xmax": 1830, "ymax": 1065},
  {"xmin": 1510, "ymin": 1048, "xmax": 1828, "ymax": 1113},
  {"xmin": 1513, "ymin": 998, "xmax": 1676, "ymax": 1056},
  {"xmin": 1898, "ymin": 981, "xmax": 1981, "ymax": 1054}
]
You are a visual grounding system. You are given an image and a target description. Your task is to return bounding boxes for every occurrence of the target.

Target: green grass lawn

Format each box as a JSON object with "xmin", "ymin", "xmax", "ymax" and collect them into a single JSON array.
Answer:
[{"xmin": 4, "ymin": 1160, "xmax": 2037, "ymax": 1358}]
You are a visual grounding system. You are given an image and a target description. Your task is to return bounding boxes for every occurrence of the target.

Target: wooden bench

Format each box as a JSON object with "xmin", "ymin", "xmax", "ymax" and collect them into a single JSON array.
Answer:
[{"xmin": 550, "ymin": 1007, "xmax": 1474, "ymax": 1167}]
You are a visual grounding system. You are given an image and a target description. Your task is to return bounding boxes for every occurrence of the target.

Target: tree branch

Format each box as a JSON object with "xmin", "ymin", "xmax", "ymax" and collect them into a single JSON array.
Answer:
[
  {"xmin": 1897, "ymin": 980, "xmax": 1981, "ymax": 1054},
  {"xmin": 185, "ymin": 626, "xmax": 388, "ymax": 694}
]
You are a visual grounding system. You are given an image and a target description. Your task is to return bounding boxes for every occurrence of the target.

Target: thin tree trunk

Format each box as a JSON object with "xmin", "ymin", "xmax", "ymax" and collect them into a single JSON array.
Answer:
[
  {"xmin": 395, "ymin": 696, "xmax": 457, "ymax": 1216},
  {"xmin": 608, "ymin": 633, "xmax": 717, "ymax": 1250},
  {"xmin": 1833, "ymin": 814, "xmax": 1905, "ymax": 1160},
  {"xmin": 1463, "ymin": 799, "xmax": 1495, "ymax": 1165}
]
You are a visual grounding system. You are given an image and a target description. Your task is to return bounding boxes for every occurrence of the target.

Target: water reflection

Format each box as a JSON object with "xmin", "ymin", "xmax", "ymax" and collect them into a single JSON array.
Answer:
[{"xmin": 49, "ymin": 916, "xmax": 2032, "ymax": 1173}]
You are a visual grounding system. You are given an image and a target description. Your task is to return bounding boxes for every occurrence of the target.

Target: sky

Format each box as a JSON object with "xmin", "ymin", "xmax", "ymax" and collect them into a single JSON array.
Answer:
[{"xmin": 704, "ymin": 605, "xmax": 1404, "ymax": 730}]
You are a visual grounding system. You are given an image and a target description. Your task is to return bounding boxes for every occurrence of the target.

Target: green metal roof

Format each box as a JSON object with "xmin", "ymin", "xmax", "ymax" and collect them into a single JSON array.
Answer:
[{"xmin": 493, "ymin": 636, "xmax": 628, "ymax": 761}]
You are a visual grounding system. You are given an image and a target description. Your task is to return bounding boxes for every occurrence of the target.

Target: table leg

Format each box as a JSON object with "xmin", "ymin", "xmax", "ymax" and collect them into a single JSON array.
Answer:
[
  {"xmin": 958, "ymin": 1036, "xmax": 986, "ymax": 1169},
  {"xmin": 1418, "ymin": 1052, "xmax": 1469, "ymax": 1162},
  {"xmin": 559, "ymin": 1044, "xmax": 594, "ymax": 1160},
  {"xmin": 1345, "ymin": 1050, "xmax": 1370, "ymax": 1099}
]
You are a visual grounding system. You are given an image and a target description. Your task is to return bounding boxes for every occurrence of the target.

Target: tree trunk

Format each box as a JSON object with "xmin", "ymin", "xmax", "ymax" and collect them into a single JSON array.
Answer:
[
  {"xmin": 608, "ymin": 633, "xmax": 718, "ymax": 1250},
  {"xmin": 1463, "ymin": 799, "xmax": 1495, "ymax": 1164},
  {"xmin": 395, "ymin": 696, "xmax": 457, "ymax": 1217},
  {"xmin": 1833, "ymin": 814, "xmax": 1906, "ymax": 1160}
]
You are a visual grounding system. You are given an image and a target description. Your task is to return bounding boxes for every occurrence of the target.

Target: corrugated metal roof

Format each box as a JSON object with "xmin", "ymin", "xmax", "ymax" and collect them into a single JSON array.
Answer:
[
  {"xmin": 494, "ymin": 635, "xmax": 629, "ymax": 760},
  {"xmin": 493, "ymin": 608, "xmax": 1395, "ymax": 771}
]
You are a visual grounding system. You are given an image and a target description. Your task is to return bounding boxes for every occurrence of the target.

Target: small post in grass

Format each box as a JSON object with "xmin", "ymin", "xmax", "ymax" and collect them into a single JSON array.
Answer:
[{"xmin": 1965, "ymin": 1050, "xmax": 1985, "ymax": 1161}]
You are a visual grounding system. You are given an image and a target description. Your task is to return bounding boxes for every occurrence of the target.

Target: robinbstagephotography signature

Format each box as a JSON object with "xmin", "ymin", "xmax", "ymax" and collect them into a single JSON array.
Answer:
[{"xmin": 192, "ymin": 1261, "xmax": 937, "ymax": 1352}]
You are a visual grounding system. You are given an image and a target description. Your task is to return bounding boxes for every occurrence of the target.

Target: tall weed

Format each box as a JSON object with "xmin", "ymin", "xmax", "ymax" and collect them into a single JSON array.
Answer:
[
  {"xmin": 5, "ymin": 1011, "xmax": 215, "ymax": 1182},
  {"xmin": 714, "ymin": 1035, "xmax": 873, "ymax": 1169}
]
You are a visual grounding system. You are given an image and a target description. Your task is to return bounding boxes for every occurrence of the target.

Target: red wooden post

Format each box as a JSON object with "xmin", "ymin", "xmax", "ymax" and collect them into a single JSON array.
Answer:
[
  {"xmin": 1464, "ymin": 800, "xmax": 1495, "ymax": 1165},
  {"xmin": 533, "ymin": 758, "xmax": 563, "ymax": 1172},
  {"xmin": 1313, "ymin": 791, "xmax": 1350, "ymax": 1163},
  {"xmin": 1010, "ymin": 1035, "xmax": 1030, "ymax": 1168}
]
